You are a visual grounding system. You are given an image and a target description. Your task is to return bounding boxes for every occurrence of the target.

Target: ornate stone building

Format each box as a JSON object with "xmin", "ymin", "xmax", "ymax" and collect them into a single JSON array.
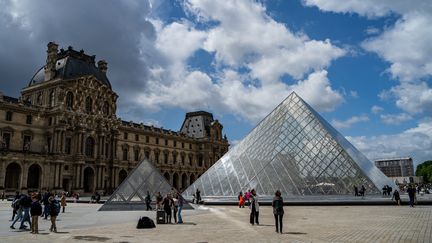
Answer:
[{"xmin": 0, "ymin": 42, "xmax": 229, "ymax": 195}]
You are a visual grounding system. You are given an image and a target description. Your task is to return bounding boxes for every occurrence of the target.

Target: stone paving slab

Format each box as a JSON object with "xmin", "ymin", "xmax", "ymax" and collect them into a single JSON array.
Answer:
[{"xmin": 1, "ymin": 200, "xmax": 431, "ymax": 242}]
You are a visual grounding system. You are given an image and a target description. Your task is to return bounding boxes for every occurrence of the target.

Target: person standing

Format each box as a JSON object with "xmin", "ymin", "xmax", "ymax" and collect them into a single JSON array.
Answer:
[
  {"xmin": 407, "ymin": 185, "xmax": 416, "ymax": 208},
  {"xmin": 238, "ymin": 192, "xmax": 245, "ymax": 208},
  {"xmin": 30, "ymin": 196, "xmax": 42, "ymax": 234},
  {"xmin": 1, "ymin": 192, "xmax": 4, "ymax": 201},
  {"xmin": 48, "ymin": 196, "xmax": 60, "ymax": 232},
  {"xmin": 196, "ymin": 189, "xmax": 201, "ymax": 204},
  {"xmin": 172, "ymin": 195, "xmax": 178, "ymax": 223},
  {"xmin": 177, "ymin": 193, "xmax": 184, "ymax": 224},
  {"xmin": 162, "ymin": 195, "xmax": 172, "ymax": 224},
  {"xmin": 392, "ymin": 190, "xmax": 401, "ymax": 206},
  {"xmin": 272, "ymin": 190, "xmax": 284, "ymax": 234},
  {"xmin": 249, "ymin": 189, "xmax": 259, "ymax": 226},
  {"xmin": 156, "ymin": 192, "xmax": 163, "ymax": 210},
  {"xmin": 42, "ymin": 190, "xmax": 52, "ymax": 220},
  {"xmin": 60, "ymin": 193, "xmax": 67, "ymax": 213},
  {"xmin": 354, "ymin": 186, "xmax": 359, "ymax": 197},
  {"xmin": 145, "ymin": 191, "xmax": 152, "ymax": 211}
]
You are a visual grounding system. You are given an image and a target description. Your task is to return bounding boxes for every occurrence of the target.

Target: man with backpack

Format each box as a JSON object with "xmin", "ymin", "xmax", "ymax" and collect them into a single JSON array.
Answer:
[
  {"xmin": 19, "ymin": 193, "xmax": 32, "ymax": 230},
  {"xmin": 48, "ymin": 196, "xmax": 60, "ymax": 232}
]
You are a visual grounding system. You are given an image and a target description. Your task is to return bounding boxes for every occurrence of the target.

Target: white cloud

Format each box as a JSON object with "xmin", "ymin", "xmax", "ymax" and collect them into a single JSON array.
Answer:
[
  {"xmin": 380, "ymin": 82, "xmax": 432, "ymax": 115},
  {"xmin": 350, "ymin": 90, "xmax": 359, "ymax": 98},
  {"xmin": 380, "ymin": 113, "xmax": 412, "ymax": 125},
  {"xmin": 137, "ymin": 0, "xmax": 345, "ymax": 123},
  {"xmin": 362, "ymin": 12, "xmax": 432, "ymax": 82},
  {"xmin": 302, "ymin": 0, "xmax": 432, "ymax": 18},
  {"xmin": 347, "ymin": 119, "xmax": 432, "ymax": 166},
  {"xmin": 331, "ymin": 114, "xmax": 369, "ymax": 129},
  {"xmin": 371, "ymin": 105, "xmax": 384, "ymax": 114},
  {"xmin": 365, "ymin": 26, "xmax": 380, "ymax": 35}
]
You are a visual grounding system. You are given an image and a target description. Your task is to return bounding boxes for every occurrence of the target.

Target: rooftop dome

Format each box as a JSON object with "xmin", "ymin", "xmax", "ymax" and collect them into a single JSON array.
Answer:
[{"xmin": 28, "ymin": 45, "xmax": 111, "ymax": 88}]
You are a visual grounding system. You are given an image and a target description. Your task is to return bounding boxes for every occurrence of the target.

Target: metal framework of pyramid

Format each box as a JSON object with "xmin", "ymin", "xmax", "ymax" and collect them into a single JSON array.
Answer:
[
  {"xmin": 183, "ymin": 92, "xmax": 395, "ymax": 200},
  {"xmin": 99, "ymin": 159, "xmax": 192, "ymax": 211}
]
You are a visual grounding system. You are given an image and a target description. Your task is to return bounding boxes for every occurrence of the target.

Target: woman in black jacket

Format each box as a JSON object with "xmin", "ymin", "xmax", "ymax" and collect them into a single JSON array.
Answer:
[{"xmin": 272, "ymin": 190, "xmax": 284, "ymax": 234}]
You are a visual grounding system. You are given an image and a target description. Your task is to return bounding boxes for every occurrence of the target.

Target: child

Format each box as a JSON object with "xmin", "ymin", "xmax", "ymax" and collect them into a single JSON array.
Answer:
[{"xmin": 30, "ymin": 196, "xmax": 42, "ymax": 234}]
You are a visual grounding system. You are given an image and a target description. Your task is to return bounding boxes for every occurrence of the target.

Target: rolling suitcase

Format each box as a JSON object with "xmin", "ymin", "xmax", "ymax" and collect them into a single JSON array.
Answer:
[{"xmin": 156, "ymin": 210, "xmax": 165, "ymax": 224}]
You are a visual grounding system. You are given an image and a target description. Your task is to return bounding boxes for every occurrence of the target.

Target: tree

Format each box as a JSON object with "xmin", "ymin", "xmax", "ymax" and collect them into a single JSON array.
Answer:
[{"xmin": 416, "ymin": 160, "xmax": 432, "ymax": 183}]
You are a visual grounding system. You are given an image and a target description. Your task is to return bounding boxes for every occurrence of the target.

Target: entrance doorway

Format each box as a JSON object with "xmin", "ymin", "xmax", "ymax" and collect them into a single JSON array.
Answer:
[
  {"xmin": 83, "ymin": 167, "xmax": 95, "ymax": 193},
  {"xmin": 5, "ymin": 162, "xmax": 21, "ymax": 189}
]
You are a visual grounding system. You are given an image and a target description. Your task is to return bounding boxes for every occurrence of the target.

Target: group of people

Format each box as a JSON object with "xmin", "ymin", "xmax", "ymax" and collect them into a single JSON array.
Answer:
[
  {"xmin": 237, "ymin": 189, "xmax": 285, "ymax": 234},
  {"xmin": 353, "ymin": 185, "xmax": 366, "ymax": 197},
  {"xmin": 152, "ymin": 189, "xmax": 185, "ymax": 224},
  {"xmin": 382, "ymin": 185, "xmax": 393, "ymax": 196},
  {"xmin": 9, "ymin": 191, "xmax": 66, "ymax": 234}
]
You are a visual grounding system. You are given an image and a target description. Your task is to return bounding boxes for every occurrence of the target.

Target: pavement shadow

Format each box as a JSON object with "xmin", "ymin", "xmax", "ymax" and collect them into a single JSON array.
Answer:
[
  {"xmin": 176, "ymin": 222, "xmax": 197, "ymax": 225},
  {"xmin": 73, "ymin": 236, "xmax": 112, "ymax": 242},
  {"xmin": 284, "ymin": 232, "xmax": 307, "ymax": 235},
  {"xmin": 256, "ymin": 224, "xmax": 274, "ymax": 227}
]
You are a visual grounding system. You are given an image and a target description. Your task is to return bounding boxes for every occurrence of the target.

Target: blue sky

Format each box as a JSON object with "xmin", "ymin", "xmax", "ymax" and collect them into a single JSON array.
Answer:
[{"xmin": 0, "ymin": 0, "xmax": 431, "ymax": 166}]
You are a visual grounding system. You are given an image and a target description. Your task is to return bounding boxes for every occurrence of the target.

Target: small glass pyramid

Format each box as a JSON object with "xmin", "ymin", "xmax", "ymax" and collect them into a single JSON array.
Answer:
[
  {"xmin": 183, "ymin": 92, "xmax": 395, "ymax": 199},
  {"xmin": 99, "ymin": 159, "xmax": 192, "ymax": 211}
]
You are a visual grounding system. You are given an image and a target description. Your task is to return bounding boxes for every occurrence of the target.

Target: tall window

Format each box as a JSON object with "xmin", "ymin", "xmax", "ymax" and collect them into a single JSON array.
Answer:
[
  {"xmin": 156, "ymin": 138, "xmax": 159, "ymax": 144},
  {"xmin": 5, "ymin": 111, "xmax": 12, "ymax": 121},
  {"xmin": 49, "ymin": 90, "xmax": 55, "ymax": 107},
  {"xmin": 164, "ymin": 153, "xmax": 168, "ymax": 164},
  {"xmin": 23, "ymin": 135, "xmax": 31, "ymax": 151},
  {"xmin": 124, "ymin": 132, "xmax": 128, "ymax": 140},
  {"xmin": 134, "ymin": 149, "xmax": 139, "ymax": 161},
  {"xmin": 66, "ymin": 92, "xmax": 74, "ymax": 110},
  {"xmin": 173, "ymin": 141, "xmax": 177, "ymax": 147},
  {"xmin": 85, "ymin": 96, "xmax": 93, "ymax": 113},
  {"xmin": 85, "ymin": 137, "xmax": 95, "ymax": 157},
  {"xmin": 135, "ymin": 134, "xmax": 139, "ymax": 141},
  {"xmin": 26, "ymin": 115, "xmax": 32, "ymax": 125},
  {"xmin": 165, "ymin": 139, "xmax": 168, "ymax": 146},
  {"xmin": 37, "ymin": 93, "xmax": 42, "ymax": 106},
  {"xmin": 144, "ymin": 151, "xmax": 150, "ymax": 159},
  {"xmin": 123, "ymin": 148, "xmax": 128, "ymax": 160},
  {"xmin": 103, "ymin": 101, "xmax": 110, "ymax": 116},
  {"xmin": 181, "ymin": 155, "xmax": 185, "ymax": 165},
  {"xmin": 145, "ymin": 136, "xmax": 149, "ymax": 143},
  {"xmin": 65, "ymin": 137, "xmax": 71, "ymax": 154},
  {"xmin": 155, "ymin": 152, "xmax": 159, "ymax": 163},
  {"xmin": 2, "ymin": 133, "xmax": 11, "ymax": 149}
]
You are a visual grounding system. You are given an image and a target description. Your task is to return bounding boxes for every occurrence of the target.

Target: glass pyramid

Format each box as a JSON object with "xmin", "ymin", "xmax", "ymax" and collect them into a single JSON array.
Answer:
[
  {"xmin": 99, "ymin": 159, "xmax": 192, "ymax": 211},
  {"xmin": 183, "ymin": 92, "xmax": 395, "ymax": 199}
]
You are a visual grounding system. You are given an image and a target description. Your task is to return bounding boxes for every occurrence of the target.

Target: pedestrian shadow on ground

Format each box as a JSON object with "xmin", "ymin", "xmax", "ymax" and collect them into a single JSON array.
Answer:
[
  {"xmin": 73, "ymin": 236, "xmax": 111, "ymax": 242},
  {"xmin": 256, "ymin": 224, "xmax": 273, "ymax": 227},
  {"xmin": 175, "ymin": 222, "xmax": 197, "ymax": 225},
  {"xmin": 284, "ymin": 232, "xmax": 307, "ymax": 235}
]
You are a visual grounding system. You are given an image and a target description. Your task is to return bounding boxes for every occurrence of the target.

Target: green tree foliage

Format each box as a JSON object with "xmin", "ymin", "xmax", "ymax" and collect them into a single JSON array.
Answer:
[{"xmin": 416, "ymin": 160, "xmax": 432, "ymax": 183}]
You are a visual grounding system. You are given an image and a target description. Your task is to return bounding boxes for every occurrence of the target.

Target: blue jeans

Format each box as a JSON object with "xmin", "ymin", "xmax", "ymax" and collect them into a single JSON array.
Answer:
[
  {"xmin": 11, "ymin": 210, "xmax": 23, "ymax": 227},
  {"xmin": 20, "ymin": 207, "xmax": 31, "ymax": 228},
  {"xmin": 177, "ymin": 206, "xmax": 183, "ymax": 223}
]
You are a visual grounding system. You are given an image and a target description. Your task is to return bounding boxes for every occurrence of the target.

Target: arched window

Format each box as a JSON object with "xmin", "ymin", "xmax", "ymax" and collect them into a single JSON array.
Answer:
[
  {"xmin": 49, "ymin": 90, "xmax": 55, "ymax": 107},
  {"xmin": 85, "ymin": 137, "xmax": 95, "ymax": 157},
  {"xmin": 103, "ymin": 101, "xmax": 110, "ymax": 116},
  {"xmin": 66, "ymin": 92, "xmax": 74, "ymax": 110},
  {"xmin": 85, "ymin": 96, "xmax": 93, "ymax": 113}
]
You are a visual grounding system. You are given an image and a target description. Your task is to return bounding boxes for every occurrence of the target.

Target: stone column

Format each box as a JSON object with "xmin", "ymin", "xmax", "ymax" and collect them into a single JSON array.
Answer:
[
  {"xmin": 20, "ymin": 162, "xmax": 28, "ymax": 190},
  {"xmin": 0, "ymin": 161, "xmax": 5, "ymax": 191}
]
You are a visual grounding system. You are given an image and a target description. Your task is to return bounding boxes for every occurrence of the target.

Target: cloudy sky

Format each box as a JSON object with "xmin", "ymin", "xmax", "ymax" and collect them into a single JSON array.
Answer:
[{"xmin": 1, "ymin": 0, "xmax": 431, "ymax": 167}]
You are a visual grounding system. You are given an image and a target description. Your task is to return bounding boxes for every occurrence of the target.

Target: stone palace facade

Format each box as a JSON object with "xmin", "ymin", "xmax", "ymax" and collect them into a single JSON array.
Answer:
[{"xmin": 0, "ymin": 42, "xmax": 229, "ymax": 195}]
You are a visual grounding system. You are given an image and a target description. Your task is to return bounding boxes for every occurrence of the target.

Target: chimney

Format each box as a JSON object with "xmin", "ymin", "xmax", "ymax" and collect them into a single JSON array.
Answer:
[
  {"xmin": 44, "ymin": 42, "xmax": 58, "ymax": 81},
  {"xmin": 97, "ymin": 60, "xmax": 108, "ymax": 73}
]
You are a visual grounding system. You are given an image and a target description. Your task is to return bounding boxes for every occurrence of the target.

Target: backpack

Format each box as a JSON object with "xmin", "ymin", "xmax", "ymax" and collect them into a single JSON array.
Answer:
[
  {"xmin": 52, "ymin": 200, "xmax": 61, "ymax": 214},
  {"xmin": 136, "ymin": 216, "xmax": 156, "ymax": 229}
]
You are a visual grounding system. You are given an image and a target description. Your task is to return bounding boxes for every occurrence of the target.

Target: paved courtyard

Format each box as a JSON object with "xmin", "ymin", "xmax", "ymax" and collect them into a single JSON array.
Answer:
[{"xmin": 1, "ymin": 200, "xmax": 431, "ymax": 242}]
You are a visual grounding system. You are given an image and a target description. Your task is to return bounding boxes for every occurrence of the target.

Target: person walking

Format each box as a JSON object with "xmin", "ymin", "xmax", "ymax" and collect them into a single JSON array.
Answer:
[
  {"xmin": 30, "ymin": 196, "xmax": 42, "ymax": 234},
  {"xmin": 10, "ymin": 202, "xmax": 23, "ymax": 229},
  {"xmin": 60, "ymin": 193, "xmax": 67, "ymax": 213},
  {"xmin": 196, "ymin": 189, "xmax": 201, "ymax": 204},
  {"xmin": 354, "ymin": 186, "xmax": 359, "ymax": 197},
  {"xmin": 177, "ymin": 193, "xmax": 184, "ymax": 224},
  {"xmin": 407, "ymin": 185, "xmax": 416, "ymax": 208},
  {"xmin": 48, "ymin": 196, "xmax": 60, "ymax": 232},
  {"xmin": 19, "ymin": 193, "xmax": 32, "ymax": 230},
  {"xmin": 272, "ymin": 190, "xmax": 284, "ymax": 234},
  {"xmin": 145, "ymin": 191, "xmax": 152, "ymax": 211},
  {"xmin": 392, "ymin": 190, "xmax": 401, "ymax": 206},
  {"xmin": 249, "ymin": 189, "xmax": 259, "ymax": 226},
  {"xmin": 42, "ymin": 190, "xmax": 52, "ymax": 220},
  {"xmin": 1, "ymin": 192, "xmax": 4, "ymax": 201}
]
